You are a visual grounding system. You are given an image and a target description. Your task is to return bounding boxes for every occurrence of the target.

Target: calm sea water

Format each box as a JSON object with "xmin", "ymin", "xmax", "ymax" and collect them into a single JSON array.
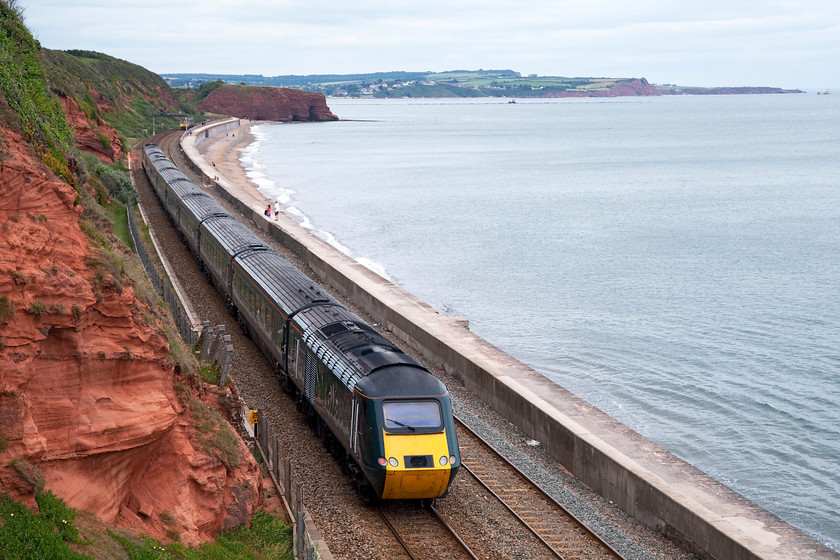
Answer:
[{"xmin": 242, "ymin": 95, "xmax": 840, "ymax": 551}]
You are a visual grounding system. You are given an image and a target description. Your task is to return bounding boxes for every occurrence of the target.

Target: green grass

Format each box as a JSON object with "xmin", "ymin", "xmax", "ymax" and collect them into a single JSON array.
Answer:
[
  {"xmin": 199, "ymin": 363, "xmax": 221, "ymax": 386},
  {"xmin": 110, "ymin": 512, "xmax": 292, "ymax": 560},
  {"xmin": 108, "ymin": 201, "xmax": 131, "ymax": 247},
  {"xmin": 0, "ymin": 491, "xmax": 89, "ymax": 560},
  {"xmin": 1, "ymin": 492, "xmax": 292, "ymax": 560}
]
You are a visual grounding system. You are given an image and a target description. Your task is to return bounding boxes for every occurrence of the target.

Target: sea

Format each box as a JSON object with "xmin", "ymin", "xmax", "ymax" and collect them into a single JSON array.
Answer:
[{"xmin": 240, "ymin": 94, "xmax": 840, "ymax": 551}]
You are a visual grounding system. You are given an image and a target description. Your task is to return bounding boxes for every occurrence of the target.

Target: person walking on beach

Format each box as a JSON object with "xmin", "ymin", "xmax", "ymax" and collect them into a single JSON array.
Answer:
[
  {"xmin": 274, "ymin": 201, "xmax": 280, "ymax": 221},
  {"xmin": 265, "ymin": 204, "xmax": 271, "ymax": 219}
]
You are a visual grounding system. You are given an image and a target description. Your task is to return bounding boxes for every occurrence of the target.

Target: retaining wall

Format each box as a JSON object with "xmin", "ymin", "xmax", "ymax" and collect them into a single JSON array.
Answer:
[
  {"xmin": 192, "ymin": 118, "xmax": 242, "ymax": 148},
  {"xmin": 180, "ymin": 119, "xmax": 839, "ymax": 560}
]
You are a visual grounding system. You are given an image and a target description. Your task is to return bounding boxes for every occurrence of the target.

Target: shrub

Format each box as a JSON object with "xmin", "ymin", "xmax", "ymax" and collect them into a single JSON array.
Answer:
[
  {"xmin": 29, "ymin": 300, "xmax": 46, "ymax": 315},
  {"xmin": 82, "ymin": 152, "xmax": 136, "ymax": 204},
  {"xmin": 9, "ymin": 270, "xmax": 29, "ymax": 285},
  {"xmin": 0, "ymin": 294, "xmax": 14, "ymax": 322},
  {"xmin": 189, "ymin": 396, "xmax": 241, "ymax": 470},
  {"xmin": 47, "ymin": 303, "xmax": 66, "ymax": 315},
  {"xmin": 160, "ymin": 510, "xmax": 177, "ymax": 527},
  {"xmin": 8, "ymin": 458, "xmax": 45, "ymax": 496}
]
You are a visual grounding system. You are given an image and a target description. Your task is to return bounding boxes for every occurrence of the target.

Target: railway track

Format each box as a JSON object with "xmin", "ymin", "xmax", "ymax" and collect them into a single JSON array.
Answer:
[
  {"xmin": 377, "ymin": 501, "xmax": 478, "ymax": 560},
  {"xmin": 451, "ymin": 417, "xmax": 626, "ymax": 560}
]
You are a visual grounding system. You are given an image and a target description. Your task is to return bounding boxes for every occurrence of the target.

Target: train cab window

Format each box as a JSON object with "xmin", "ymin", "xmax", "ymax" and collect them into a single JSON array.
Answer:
[{"xmin": 382, "ymin": 401, "xmax": 442, "ymax": 433}]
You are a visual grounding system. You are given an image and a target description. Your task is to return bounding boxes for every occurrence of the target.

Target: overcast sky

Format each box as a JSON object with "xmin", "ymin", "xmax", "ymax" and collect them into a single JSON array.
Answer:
[{"xmin": 19, "ymin": 0, "xmax": 840, "ymax": 90}]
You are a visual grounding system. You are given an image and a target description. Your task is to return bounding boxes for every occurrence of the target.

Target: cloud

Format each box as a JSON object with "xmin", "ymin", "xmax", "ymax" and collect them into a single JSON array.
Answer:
[{"xmin": 20, "ymin": 0, "xmax": 840, "ymax": 87}]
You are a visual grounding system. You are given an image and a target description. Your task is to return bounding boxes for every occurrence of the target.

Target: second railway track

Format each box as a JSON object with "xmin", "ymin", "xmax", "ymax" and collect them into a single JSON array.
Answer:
[{"xmin": 448, "ymin": 417, "xmax": 626, "ymax": 560}]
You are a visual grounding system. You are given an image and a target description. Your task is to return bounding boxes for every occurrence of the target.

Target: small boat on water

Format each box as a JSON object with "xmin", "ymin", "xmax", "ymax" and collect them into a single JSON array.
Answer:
[
  {"xmin": 508, "ymin": 99, "xmax": 517, "ymax": 104},
  {"xmin": 817, "ymin": 89, "xmax": 830, "ymax": 95}
]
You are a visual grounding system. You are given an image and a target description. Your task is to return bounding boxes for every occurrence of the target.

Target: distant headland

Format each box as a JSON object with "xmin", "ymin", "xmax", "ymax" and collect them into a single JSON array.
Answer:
[{"xmin": 161, "ymin": 69, "xmax": 804, "ymax": 99}]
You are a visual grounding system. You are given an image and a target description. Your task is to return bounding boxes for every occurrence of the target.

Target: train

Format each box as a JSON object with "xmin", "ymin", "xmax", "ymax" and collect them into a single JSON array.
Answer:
[{"xmin": 141, "ymin": 143, "xmax": 460, "ymax": 500}]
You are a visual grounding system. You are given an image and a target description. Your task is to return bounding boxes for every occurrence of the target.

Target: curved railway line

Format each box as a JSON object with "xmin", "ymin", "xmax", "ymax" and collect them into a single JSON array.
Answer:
[{"xmin": 133, "ymin": 127, "xmax": 699, "ymax": 560}]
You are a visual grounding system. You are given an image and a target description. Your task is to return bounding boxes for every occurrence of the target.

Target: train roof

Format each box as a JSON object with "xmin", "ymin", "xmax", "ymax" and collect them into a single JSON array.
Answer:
[
  {"xmin": 202, "ymin": 215, "xmax": 268, "ymax": 255},
  {"xmin": 181, "ymin": 192, "xmax": 227, "ymax": 222},
  {"xmin": 301, "ymin": 314, "xmax": 425, "ymax": 387},
  {"xmin": 355, "ymin": 365, "xmax": 448, "ymax": 400},
  {"xmin": 237, "ymin": 249, "xmax": 425, "ymax": 389},
  {"xmin": 237, "ymin": 250, "xmax": 333, "ymax": 317},
  {"xmin": 144, "ymin": 144, "xmax": 203, "ymax": 197}
]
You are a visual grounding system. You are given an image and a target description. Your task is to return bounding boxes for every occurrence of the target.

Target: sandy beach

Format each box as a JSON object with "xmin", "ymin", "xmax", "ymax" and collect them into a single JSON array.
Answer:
[{"xmin": 194, "ymin": 121, "xmax": 271, "ymax": 209}]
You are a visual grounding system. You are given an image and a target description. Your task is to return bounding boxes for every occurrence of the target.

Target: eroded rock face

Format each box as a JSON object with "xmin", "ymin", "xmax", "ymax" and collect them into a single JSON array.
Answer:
[
  {"xmin": 198, "ymin": 84, "xmax": 339, "ymax": 121},
  {"xmin": 58, "ymin": 93, "xmax": 124, "ymax": 163},
  {"xmin": 0, "ymin": 117, "xmax": 261, "ymax": 546}
]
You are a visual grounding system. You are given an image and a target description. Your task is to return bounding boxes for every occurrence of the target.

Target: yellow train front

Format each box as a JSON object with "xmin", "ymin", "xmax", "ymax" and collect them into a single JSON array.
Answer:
[{"xmin": 353, "ymin": 366, "xmax": 460, "ymax": 500}]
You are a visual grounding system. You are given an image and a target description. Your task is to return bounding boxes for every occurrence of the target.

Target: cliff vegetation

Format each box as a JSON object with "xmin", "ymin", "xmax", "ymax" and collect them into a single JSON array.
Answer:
[{"xmin": 42, "ymin": 49, "xmax": 184, "ymax": 156}]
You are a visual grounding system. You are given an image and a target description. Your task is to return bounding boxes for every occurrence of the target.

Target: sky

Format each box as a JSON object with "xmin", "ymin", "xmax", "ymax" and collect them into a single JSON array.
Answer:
[{"xmin": 18, "ymin": 0, "xmax": 840, "ymax": 90}]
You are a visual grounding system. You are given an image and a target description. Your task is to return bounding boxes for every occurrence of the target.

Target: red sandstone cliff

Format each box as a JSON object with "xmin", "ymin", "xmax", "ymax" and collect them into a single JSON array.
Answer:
[
  {"xmin": 609, "ymin": 78, "xmax": 661, "ymax": 96},
  {"xmin": 0, "ymin": 104, "xmax": 261, "ymax": 545},
  {"xmin": 58, "ymin": 93, "xmax": 124, "ymax": 163},
  {"xmin": 198, "ymin": 84, "xmax": 338, "ymax": 122}
]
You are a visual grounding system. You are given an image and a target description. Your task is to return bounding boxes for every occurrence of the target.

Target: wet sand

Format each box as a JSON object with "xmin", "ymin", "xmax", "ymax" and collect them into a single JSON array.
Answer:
[{"xmin": 194, "ymin": 121, "xmax": 271, "ymax": 208}]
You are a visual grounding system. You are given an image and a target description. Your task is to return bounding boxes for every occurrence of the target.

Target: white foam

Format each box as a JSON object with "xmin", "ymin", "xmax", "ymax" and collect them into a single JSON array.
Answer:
[
  {"xmin": 241, "ymin": 125, "xmax": 296, "ymax": 206},
  {"xmin": 356, "ymin": 257, "xmax": 393, "ymax": 281},
  {"xmin": 241, "ymin": 123, "xmax": 395, "ymax": 283}
]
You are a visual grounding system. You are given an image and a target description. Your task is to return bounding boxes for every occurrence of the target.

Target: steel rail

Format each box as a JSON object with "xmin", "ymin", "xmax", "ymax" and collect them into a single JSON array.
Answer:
[
  {"xmin": 455, "ymin": 415, "xmax": 627, "ymax": 560},
  {"xmin": 459, "ymin": 461, "xmax": 567, "ymax": 559},
  {"xmin": 426, "ymin": 501, "xmax": 481, "ymax": 560},
  {"xmin": 375, "ymin": 505, "xmax": 420, "ymax": 560}
]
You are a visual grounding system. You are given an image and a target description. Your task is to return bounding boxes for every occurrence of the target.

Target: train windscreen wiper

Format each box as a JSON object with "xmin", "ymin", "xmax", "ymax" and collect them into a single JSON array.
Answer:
[{"xmin": 387, "ymin": 418, "xmax": 416, "ymax": 431}]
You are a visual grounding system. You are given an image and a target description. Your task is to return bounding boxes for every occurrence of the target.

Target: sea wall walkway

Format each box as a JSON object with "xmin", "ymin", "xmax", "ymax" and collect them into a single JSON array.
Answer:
[{"xmin": 180, "ymin": 118, "xmax": 838, "ymax": 560}]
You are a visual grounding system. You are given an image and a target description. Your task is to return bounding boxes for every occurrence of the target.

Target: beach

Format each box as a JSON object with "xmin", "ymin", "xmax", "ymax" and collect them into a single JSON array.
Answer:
[{"xmin": 194, "ymin": 120, "xmax": 268, "ymax": 207}]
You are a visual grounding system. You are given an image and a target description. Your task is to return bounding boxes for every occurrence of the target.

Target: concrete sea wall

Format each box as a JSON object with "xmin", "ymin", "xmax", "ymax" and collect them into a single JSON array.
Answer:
[{"xmin": 180, "ymin": 119, "xmax": 839, "ymax": 560}]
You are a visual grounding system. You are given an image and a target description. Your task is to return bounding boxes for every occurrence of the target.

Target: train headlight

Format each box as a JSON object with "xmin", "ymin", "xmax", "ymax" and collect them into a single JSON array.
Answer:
[
  {"xmin": 449, "ymin": 455, "xmax": 457, "ymax": 465},
  {"xmin": 439, "ymin": 455, "xmax": 448, "ymax": 466},
  {"xmin": 378, "ymin": 457, "xmax": 387, "ymax": 466},
  {"xmin": 388, "ymin": 457, "xmax": 399, "ymax": 467}
]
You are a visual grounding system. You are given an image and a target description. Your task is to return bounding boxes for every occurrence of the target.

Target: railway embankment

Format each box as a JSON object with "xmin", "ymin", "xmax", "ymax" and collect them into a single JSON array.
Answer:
[{"xmin": 180, "ymin": 118, "xmax": 839, "ymax": 560}]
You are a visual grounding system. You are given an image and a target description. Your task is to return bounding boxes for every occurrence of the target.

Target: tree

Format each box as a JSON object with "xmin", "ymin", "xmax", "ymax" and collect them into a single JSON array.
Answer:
[{"xmin": 1, "ymin": 0, "xmax": 25, "ymax": 20}]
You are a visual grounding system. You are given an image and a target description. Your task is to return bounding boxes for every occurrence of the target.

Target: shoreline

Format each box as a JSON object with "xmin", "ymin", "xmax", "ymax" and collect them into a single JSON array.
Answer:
[{"xmin": 194, "ymin": 120, "xmax": 270, "ymax": 208}]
